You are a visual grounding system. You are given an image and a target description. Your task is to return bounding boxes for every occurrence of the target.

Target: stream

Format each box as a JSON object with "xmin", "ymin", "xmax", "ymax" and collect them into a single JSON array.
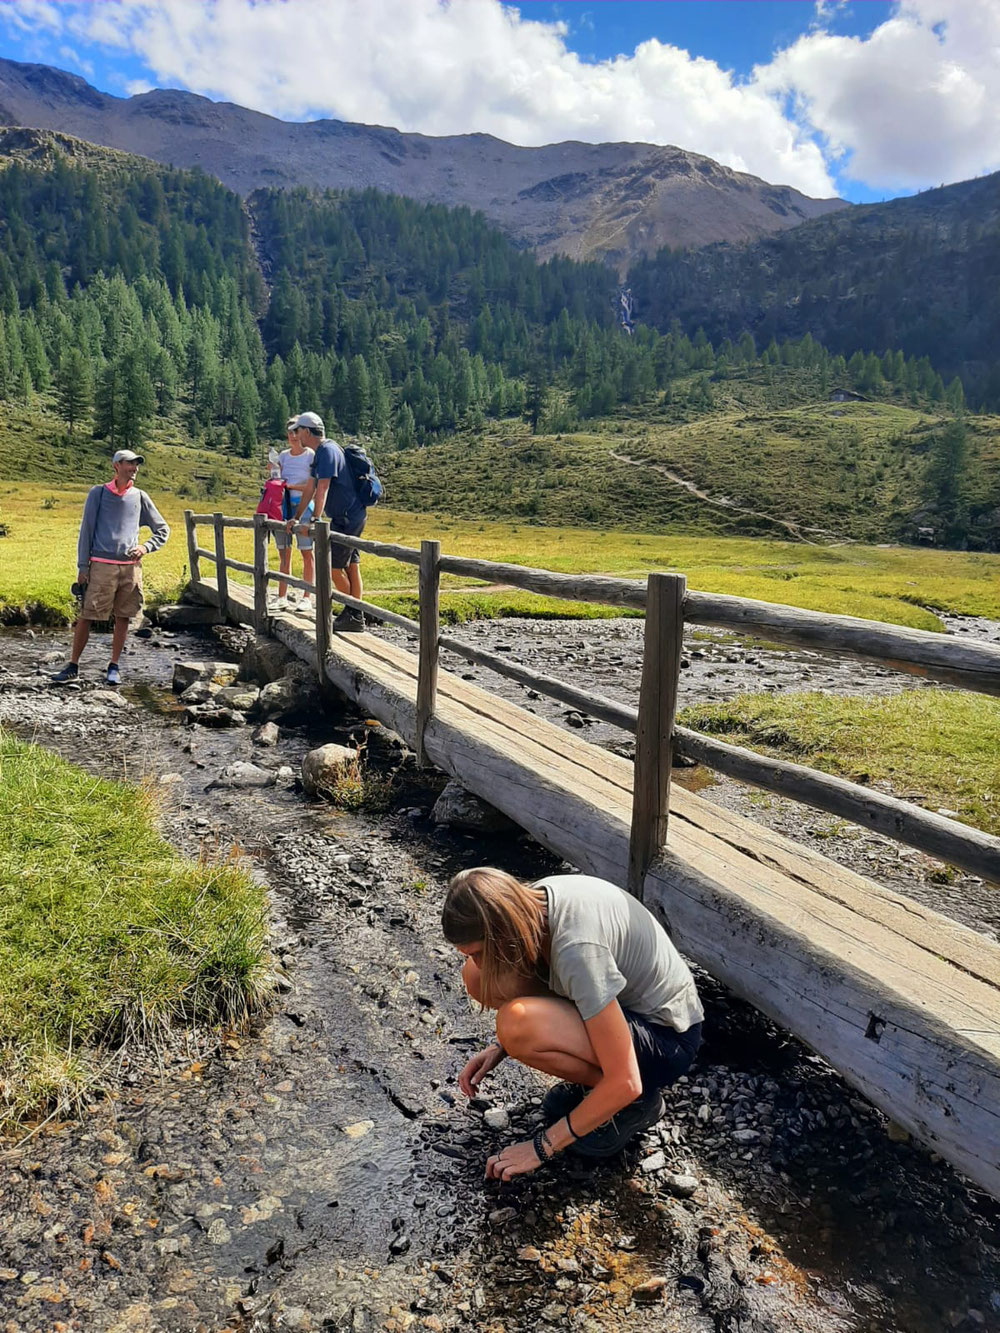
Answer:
[{"xmin": 1, "ymin": 617, "xmax": 998, "ymax": 1333}]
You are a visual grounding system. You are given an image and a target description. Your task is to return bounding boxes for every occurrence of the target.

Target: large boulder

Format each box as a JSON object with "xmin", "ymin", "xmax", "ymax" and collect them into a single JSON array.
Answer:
[
  {"xmin": 240, "ymin": 635, "xmax": 294, "ymax": 685},
  {"xmin": 302, "ymin": 743, "xmax": 359, "ymax": 799},
  {"xmin": 431, "ymin": 781, "xmax": 517, "ymax": 834},
  {"xmin": 172, "ymin": 660, "xmax": 239, "ymax": 693}
]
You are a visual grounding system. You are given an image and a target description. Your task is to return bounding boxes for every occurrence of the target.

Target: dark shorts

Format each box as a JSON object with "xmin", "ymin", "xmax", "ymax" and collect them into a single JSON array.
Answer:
[
  {"xmin": 328, "ymin": 512, "xmax": 366, "ymax": 569},
  {"xmin": 623, "ymin": 1011, "xmax": 702, "ymax": 1091}
]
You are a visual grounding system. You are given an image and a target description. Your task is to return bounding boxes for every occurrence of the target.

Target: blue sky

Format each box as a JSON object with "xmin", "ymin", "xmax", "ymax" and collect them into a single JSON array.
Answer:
[
  {"xmin": 0, "ymin": 1, "xmax": 996, "ymax": 204},
  {"xmin": 513, "ymin": 2, "xmax": 893, "ymax": 75}
]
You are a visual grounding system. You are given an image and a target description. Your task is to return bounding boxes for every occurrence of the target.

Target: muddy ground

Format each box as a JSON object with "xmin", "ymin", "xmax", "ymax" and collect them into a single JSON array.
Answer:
[{"xmin": 1, "ymin": 620, "xmax": 999, "ymax": 1333}]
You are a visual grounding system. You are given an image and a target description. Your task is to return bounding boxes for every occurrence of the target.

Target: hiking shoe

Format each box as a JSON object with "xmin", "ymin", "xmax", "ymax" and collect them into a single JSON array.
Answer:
[
  {"xmin": 333, "ymin": 609, "xmax": 365, "ymax": 633},
  {"xmin": 542, "ymin": 1082, "xmax": 588, "ymax": 1124},
  {"xmin": 566, "ymin": 1087, "xmax": 664, "ymax": 1159},
  {"xmin": 51, "ymin": 661, "xmax": 79, "ymax": 684},
  {"xmin": 106, "ymin": 662, "xmax": 121, "ymax": 687}
]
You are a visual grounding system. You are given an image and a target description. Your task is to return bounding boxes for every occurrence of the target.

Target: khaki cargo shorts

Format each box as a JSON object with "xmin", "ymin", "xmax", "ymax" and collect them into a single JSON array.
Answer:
[{"xmin": 82, "ymin": 561, "xmax": 143, "ymax": 620}]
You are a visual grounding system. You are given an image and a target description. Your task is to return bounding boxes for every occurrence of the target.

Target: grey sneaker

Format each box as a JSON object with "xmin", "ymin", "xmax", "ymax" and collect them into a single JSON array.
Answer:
[
  {"xmin": 106, "ymin": 662, "xmax": 121, "ymax": 687},
  {"xmin": 567, "ymin": 1087, "xmax": 664, "ymax": 1159},
  {"xmin": 51, "ymin": 661, "xmax": 79, "ymax": 684},
  {"xmin": 333, "ymin": 609, "xmax": 365, "ymax": 633}
]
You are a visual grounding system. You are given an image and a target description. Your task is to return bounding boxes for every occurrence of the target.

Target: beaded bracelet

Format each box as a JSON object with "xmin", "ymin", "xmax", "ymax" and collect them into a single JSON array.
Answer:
[{"xmin": 532, "ymin": 1129, "xmax": 550, "ymax": 1165}]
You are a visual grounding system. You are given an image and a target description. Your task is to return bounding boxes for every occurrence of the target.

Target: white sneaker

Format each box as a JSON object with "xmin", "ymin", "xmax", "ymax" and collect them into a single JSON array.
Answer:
[
  {"xmin": 299, "ymin": 594, "xmax": 313, "ymax": 611},
  {"xmin": 273, "ymin": 596, "xmax": 289, "ymax": 611}
]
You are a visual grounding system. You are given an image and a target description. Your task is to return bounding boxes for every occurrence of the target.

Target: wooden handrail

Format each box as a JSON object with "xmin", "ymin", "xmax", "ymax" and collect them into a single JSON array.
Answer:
[{"xmin": 182, "ymin": 508, "xmax": 1000, "ymax": 882}]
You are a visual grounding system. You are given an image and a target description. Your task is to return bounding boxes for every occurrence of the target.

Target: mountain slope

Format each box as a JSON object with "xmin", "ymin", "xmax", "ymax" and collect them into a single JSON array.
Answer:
[
  {"xmin": 628, "ymin": 171, "xmax": 1000, "ymax": 407},
  {"xmin": 0, "ymin": 56, "xmax": 845, "ymax": 268}
]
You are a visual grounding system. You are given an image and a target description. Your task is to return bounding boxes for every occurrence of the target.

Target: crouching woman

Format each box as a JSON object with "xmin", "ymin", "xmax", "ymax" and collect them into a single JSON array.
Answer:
[{"xmin": 442, "ymin": 867, "xmax": 703, "ymax": 1179}]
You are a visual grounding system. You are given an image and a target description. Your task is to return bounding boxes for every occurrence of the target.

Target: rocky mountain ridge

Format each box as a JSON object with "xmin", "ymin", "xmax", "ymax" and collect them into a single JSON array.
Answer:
[{"xmin": 0, "ymin": 56, "xmax": 846, "ymax": 268}]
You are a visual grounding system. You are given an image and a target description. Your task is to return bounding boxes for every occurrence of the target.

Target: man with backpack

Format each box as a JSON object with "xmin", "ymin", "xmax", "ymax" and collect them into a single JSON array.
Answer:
[{"xmin": 285, "ymin": 411, "xmax": 380, "ymax": 633}]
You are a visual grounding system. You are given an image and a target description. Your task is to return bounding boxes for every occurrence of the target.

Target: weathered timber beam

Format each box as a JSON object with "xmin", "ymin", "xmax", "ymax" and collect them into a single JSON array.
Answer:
[
  {"xmin": 684, "ymin": 590, "xmax": 1000, "ymax": 695},
  {"xmin": 673, "ymin": 726, "xmax": 1000, "ymax": 885},
  {"xmin": 642, "ymin": 853, "xmax": 1000, "ymax": 1200}
]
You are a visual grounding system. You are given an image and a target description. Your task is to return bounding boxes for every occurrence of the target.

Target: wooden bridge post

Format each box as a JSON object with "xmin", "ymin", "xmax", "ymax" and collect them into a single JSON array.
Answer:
[
  {"xmin": 314, "ymin": 520, "xmax": 333, "ymax": 677},
  {"xmin": 253, "ymin": 513, "xmax": 268, "ymax": 631},
  {"xmin": 212, "ymin": 512, "xmax": 230, "ymax": 623},
  {"xmin": 628, "ymin": 572, "xmax": 686, "ymax": 900},
  {"xmin": 415, "ymin": 538, "xmax": 441, "ymax": 767},
  {"xmin": 184, "ymin": 509, "xmax": 200, "ymax": 584}
]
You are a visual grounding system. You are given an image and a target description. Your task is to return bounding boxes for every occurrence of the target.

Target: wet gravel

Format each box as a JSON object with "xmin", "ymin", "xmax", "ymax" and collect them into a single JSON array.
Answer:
[{"xmin": 1, "ymin": 619, "xmax": 999, "ymax": 1333}]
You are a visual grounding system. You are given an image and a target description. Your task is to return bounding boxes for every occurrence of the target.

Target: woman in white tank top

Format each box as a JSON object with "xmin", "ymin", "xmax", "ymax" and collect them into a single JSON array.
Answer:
[{"xmin": 273, "ymin": 420, "xmax": 315, "ymax": 608}]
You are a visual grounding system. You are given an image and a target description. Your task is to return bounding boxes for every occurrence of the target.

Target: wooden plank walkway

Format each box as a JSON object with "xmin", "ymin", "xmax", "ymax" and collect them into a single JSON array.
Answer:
[{"xmin": 191, "ymin": 577, "xmax": 1000, "ymax": 1199}]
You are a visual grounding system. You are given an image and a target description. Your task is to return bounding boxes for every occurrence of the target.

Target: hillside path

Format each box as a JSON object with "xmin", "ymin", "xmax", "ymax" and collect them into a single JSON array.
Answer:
[{"xmin": 608, "ymin": 450, "xmax": 845, "ymax": 544}]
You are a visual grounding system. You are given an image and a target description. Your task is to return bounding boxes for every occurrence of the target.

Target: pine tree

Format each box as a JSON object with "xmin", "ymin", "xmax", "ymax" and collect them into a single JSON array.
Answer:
[{"xmin": 55, "ymin": 348, "xmax": 92, "ymax": 433}]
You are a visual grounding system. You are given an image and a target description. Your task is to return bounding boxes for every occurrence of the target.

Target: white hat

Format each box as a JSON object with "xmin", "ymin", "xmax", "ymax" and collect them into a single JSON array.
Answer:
[{"xmin": 292, "ymin": 411, "xmax": 324, "ymax": 434}]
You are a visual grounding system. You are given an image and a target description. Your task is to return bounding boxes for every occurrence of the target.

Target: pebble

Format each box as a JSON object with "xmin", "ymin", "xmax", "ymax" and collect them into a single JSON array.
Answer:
[
  {"xmin": 665, "ymin": 1173, "xmax": 700, "ymax": 1198},
  {"xmin": 483, "ymin": 1107, "xmax": 510, "ymax": 1131},
  {"xmin": 640, "ymin": 1150, "xmax": 666, "ymax": 1174},
  {"xmin": 342, "ymin": 1120, "xmax": 375, "ymax": 1138},
  {"xmin": 206, "ymin": 1219, "xmax": 232, "ymax": 1245}
]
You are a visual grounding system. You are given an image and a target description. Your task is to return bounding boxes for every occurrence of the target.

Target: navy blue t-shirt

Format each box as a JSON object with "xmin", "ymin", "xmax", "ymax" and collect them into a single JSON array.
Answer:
[{"xmin": 311, "ymin": 439, "xmax": 365, "ymax": 527}]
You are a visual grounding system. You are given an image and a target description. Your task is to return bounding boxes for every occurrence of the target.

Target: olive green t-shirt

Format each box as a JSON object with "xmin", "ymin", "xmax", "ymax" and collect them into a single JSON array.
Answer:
[{"xmin": 537, "ymin": 874, "xmax": 703, "ymax": 1032}]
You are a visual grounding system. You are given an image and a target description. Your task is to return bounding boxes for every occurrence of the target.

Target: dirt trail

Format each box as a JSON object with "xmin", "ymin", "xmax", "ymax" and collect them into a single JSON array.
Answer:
[
  {"xmin": 608, "ymin": 451, "xmax": 845, "ymax": 544},
  {"xmin": 1, "ymin": 624, "xmax": 998, "ymax": 1333}
]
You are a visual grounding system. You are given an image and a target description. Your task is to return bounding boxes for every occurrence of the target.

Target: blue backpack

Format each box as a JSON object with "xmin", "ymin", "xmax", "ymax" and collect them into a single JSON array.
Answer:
[{"xmin": 344, "ymin": 443, "xmax": 383, "ymax": 508}]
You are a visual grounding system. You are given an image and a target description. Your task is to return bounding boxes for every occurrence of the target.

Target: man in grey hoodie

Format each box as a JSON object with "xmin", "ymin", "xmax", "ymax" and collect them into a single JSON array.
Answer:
[{"xmin": 52, "ymin": 450, "xmax": 170, "ymax": 686}]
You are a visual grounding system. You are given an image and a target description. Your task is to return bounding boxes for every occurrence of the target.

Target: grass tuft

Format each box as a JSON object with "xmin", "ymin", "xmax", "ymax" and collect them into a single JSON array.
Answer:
[{"xmin": 0, "ymin": 731, "xmax": 270, "ymax": 1132}]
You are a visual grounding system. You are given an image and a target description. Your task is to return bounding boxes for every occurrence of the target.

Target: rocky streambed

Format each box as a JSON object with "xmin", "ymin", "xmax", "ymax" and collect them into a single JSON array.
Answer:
[{"xmin": 1, "ymin": 618, "xmax": 999, "ymax": 1333}]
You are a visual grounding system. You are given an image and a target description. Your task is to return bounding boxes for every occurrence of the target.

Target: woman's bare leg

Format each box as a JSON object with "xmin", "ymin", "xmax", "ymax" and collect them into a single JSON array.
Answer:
[
  {"xmin": 460, "ymin": 961, "xmax": 602, "ymax": 1087},
  {"xmin": 278, "ymin": 547, "xmax": 291, "ymax": 598},
  {"xmin": 497, "ymin": 996, "xmax": 603, "ymax": 1087}
]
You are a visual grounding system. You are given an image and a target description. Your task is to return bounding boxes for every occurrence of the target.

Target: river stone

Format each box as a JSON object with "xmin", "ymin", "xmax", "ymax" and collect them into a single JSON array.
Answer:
[
  {"xmin": 365, "ymin": 724, "xmax": 411, "ymax": 765},
  {"xmin": 431, "ymin": 780, "xmax": 516, "ymax": 833},
  {"xmin": 240, "ymin": 635, "xmax": 294, "ymax": 685},
  {"xmin": 253, "ymin": 722, "xmax": 280, "ymax": 747},
  {"xmin": 483, "ymin": 1107, "xmax": 510, "ymax": 1131},
  {"xmin": 172, "ymin": 660, "xmax": 239, "ymax": 692},
  {"xmin": 664, "ymin": 1172, "xmax": 700, "ymax": 1198},
  {"xmin": 184, "ymin": 704, "xmax": 246, "ymax": 728},
  {"xmin": 302, "ymin": 743, "xmax": 358, "ymax": 798},
  {"xmin": 216, "ymin": 684, "xmax": 260, "ymax": 711},
  {"xmin": 179, "ymin": 680, "xmax": 220, "ymax": 705},
  {"xmin": 207, "ymin": 762, "xmax": 277, "ymax": 790},
  {"xmin": 256, "ymin": 676, "xmax": 303, "ymax": 719},
  {"xmin": 155, "ymin": 603, "xmax": 223, "ymax": 627}
]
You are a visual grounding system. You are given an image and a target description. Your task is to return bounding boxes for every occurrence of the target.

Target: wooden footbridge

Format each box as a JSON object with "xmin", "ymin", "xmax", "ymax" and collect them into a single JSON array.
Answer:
[{"xmin": 184, "ymin": 510, "xmax": 1000, "ymax": 1199}]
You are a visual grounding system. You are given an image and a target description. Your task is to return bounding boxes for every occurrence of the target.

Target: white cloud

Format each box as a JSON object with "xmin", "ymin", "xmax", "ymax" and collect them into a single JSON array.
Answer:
[
  {"xmin": 0, "ymin": 0, "xmax": 836, "ymax": 196},
  {"xmin": 3, "ymin": 0, "xmax": 1000, "ymax": 196},
  {"xmin": 760, "ymin": 0, "xmax": 1000, "ymax": 188}
]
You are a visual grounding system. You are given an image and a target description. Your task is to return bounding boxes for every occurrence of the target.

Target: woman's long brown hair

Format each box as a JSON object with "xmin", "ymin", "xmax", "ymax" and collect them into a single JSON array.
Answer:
[{"xmin": 441, "ymin": 867, "xmax": 546, "ymax": 1008}]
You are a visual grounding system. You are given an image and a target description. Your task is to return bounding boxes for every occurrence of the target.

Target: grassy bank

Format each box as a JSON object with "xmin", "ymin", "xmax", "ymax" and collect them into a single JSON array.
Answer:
[
  {"xmin": 679, "ymin": 689, "xmax": 1000, "ymax": 839},
  {"xmin": 3, "ymin": 477, "xmax": 1000, "ymax": 629},
  {"xmin": 0, "ymin": 731, "xmax": 270, "ymax": 1132}
]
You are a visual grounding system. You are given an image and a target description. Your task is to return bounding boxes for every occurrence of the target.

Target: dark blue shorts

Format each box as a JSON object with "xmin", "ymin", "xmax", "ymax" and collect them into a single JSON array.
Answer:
[
  {"xmin": 623, "ymin": 1010, "xmax": 701, "ymax": 1091},
  {"xmin": 327, "ymin": 513, "xmax": 366, "ymax": 569}
]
